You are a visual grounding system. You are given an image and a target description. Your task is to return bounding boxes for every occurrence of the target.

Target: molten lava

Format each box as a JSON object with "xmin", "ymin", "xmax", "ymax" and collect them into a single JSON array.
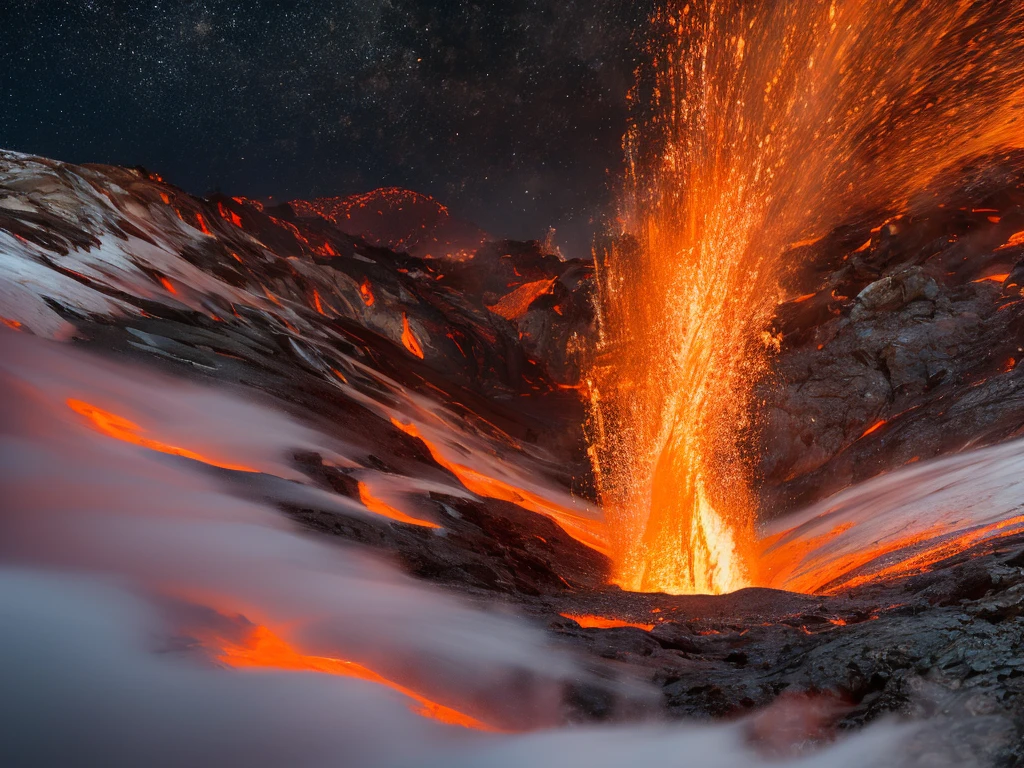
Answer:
[
  {"xmin": 400, "ymin": 313, "xmax": 425, "ymax": 359},
  {"xmin": 68, "ymin": 399, "xmax": 256, "ymax": 472},
  {"xmin": 486, "ymin": 278, "xmax": 558, "ymax": 321},
  {"xmin": 560, "ymin": 614, "xmax": 656, "ymax": 631},
  {"xmin": 360, "ymin": 277, "xmax": 376, "ymax": 307},
  {"xmin": 763, "ymin": 513, "xmax": 1024, "ymax": 595},
  {"xmin": 390, "ymin": 418, "xmax": 608, "ymax": 555},
  {"xmin": 589, "ymin": 0, "xmax": 1024, "ymax": 595},
  {"xmin": 357, "ymin": 481, "xmax": 441, "ymax": 529},
  {"xmin": 859, "ymin": 420, "xmax": 888, "ymax": 439},
  {"xmin": 208, "ymin": 623, "xmax": 498, "ymax": 731}
]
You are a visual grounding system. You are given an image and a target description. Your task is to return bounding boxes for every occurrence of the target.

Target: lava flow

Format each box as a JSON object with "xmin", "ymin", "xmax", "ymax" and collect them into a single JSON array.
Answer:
[
  {"xmin": 207, "ymin": 623, "xmax": 496, "ymax": 731},
  {"xmin": 589, "ymin": 0, "xmax": 1024, "ymax": 595},
  {"xmin": 68, "ymin": 399, "xmax": 257, "ymax": 473}
]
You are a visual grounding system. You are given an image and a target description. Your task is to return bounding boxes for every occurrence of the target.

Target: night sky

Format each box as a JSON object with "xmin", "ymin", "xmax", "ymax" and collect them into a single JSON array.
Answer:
[{"xmin": 0, "ymin": 1, "xmax": 654, "ymax": 257}]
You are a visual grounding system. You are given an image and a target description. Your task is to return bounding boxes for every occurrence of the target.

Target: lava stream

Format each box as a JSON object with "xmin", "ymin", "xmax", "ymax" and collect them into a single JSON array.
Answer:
[{"xmin": 206, "ymin": 623, "xmax": 498, "ymax": 731}]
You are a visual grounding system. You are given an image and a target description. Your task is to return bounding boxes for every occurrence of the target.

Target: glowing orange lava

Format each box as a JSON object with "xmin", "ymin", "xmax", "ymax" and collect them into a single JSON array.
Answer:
[
  {"xmin": 486, "ymin": 278, "xmax": 557, "ymax": 321},
  {"xmin": 999, "ymin": 232, "xmax": 1024, "ymax": 251},
  {"xmin": 217, "ymin": 201, "xmax": 243, "ymax": 227},
  {"xmin": 390, "ymin": 418, "xmax": 608, "ymax": 555},
  {"xmin": 560, "ymin": 613, "xmax": 655, "ymax": 631},
  {"xmin": 859, "ymin": 420, "xmax": 887, "ymax": 439},
  {"xmin": 210, "ymin": 624, "xmax": 498, "ymax": 731},
  {"xmin": 401, "ymin": 313, "xmax": 425, "ymax": 359},
  {"xmin": 762, "ymin": 514, "xmax": 1024, "ymax": 595},
  {"xmin": 360, "ymin": 277, "xmax": 376, "ymax": 307},
  {"xmin": 589, "ymin": 0, "xmax": 1024, "ymax": 595},
  {"xmin": 195, "ymin": 212, "xmax": 212, "ymax": 236},
  {"xmin": 67, "ymin": 399, "xmax": 256, "ymax": 472},
  {"xmin": 357, "ymin": 481, "xmax": 441, "ymax": 529}
]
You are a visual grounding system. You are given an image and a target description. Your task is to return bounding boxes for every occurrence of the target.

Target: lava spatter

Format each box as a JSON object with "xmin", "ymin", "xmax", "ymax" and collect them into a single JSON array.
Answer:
[{"xmin": 589, "ymin": 0, "xmax": 1024, "ymax": 595}]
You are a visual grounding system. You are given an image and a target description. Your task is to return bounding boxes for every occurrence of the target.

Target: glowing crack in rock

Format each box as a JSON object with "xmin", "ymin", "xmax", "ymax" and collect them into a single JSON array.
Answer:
[
  {"xmin": 401, "ymin": 312, "xmax": 425, "ymax": 359},
  {"xmin": 390, "ymin": 416, "xmax": 608, "ymax": 555}
]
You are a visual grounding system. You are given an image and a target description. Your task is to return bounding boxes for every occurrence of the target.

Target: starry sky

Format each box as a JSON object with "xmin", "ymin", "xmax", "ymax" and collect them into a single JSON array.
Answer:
[{"xmin": 0, "ymin": 0, "xmax": 654, "ymax": 256}]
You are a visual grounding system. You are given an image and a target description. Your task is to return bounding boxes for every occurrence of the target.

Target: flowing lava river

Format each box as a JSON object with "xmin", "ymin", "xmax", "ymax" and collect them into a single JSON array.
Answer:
[{"xmin": 5, "ymin": 8, "xmax": 1024, "ymax": 765}]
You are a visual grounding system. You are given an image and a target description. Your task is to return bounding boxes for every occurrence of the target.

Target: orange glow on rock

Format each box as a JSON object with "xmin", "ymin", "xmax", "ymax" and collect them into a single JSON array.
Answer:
[
  {"xmin": 859, "ymin": 420, "xmax": 887, "ymax": 439},
  {"xmin": 67, "ymin": 399, "xmax": 257, "ymax": 473},
  {"xmin": 401, "ymin": 313, "xmax": 425, "ymax": 359},
  {"xmin": 359, "ymin": 277, "xmax": 376, "ymax": 307},
  {"xmin": 972, "ymin": 273, "xmax": 1011, "ymax": 284},
  {"xmin": 560, "ymin": 614, "xmax": 655, "ymax": 631},
  {"xmin": 195, "ymin": 212, "xmax": 212, "ymax": 236},
  {"xmin": 217, "ymin": 201, "xmax": 243, "ymax": 227},
  {"xmin": 763, "ymin": 523, "xmax": 947, "ymax": 595},
  {"xmin": 357, "ymin": 481, "xmax": 440, "ymax": 529},
  {"xmin": 760, "ymin": 504, "xmax": 1024, "ymax": 596},
  {"xmin": 390, "ymin": 418, "xmax": 608, "ymax": 555},
  {"xmin": 999, "ymin": 232, "xmax": 1024, "ymax": 250},
  {"xmin": 588, "ymin": 0, "xmax": 1024, "ymax": 596},
  {"xmin": 211, "ymin": 624, "xmax": 498, "ymax": 731},
  {"xmin": 158, "ymin": 276, "xmax": 177, "ymax": 295},
  {"xmin": 830, "ymin": 514, "xmax": 1024, "ymax": 593},
  {"xmin": 486, "ymin": 278, "xmax": 557, "ymax": 321}
]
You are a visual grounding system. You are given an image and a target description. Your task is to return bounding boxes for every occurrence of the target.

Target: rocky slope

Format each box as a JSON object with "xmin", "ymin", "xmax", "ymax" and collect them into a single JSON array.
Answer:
[
  {"xmin": 4, "ymin": 149, "xmax": 1024, "ymax": 763},
  {"xmin": 759, "ymin": 152, "xmax": 1024, "ymax": 518}
]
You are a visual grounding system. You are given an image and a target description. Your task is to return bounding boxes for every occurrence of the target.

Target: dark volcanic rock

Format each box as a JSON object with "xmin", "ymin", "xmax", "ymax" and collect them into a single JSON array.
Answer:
[
  {"xmin": 758, "ymin": 151, "xmax": 1024, "ymax": 516},
  {"xmin": 541, "ymin": 537, "xmax": 1024, "ymax": 764},
  {"xmin": 284, "ymin": 452, "xmax": 608, "ymax": 596}
]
